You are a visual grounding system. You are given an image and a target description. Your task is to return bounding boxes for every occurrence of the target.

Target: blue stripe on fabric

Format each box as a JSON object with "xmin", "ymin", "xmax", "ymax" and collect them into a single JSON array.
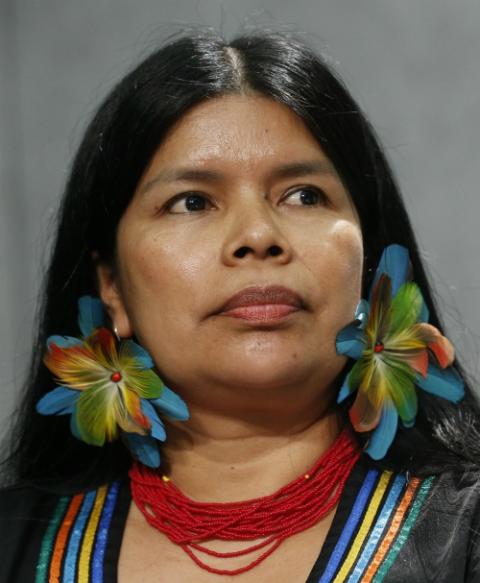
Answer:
[
  {"xmin": 346, "ymin": 474, "xmax": 406, "ymax": 583},
  {"xmin": 91, "ymin": 482, "xmax": 120, "ymax": 583},
  {"xmin": 62, "ymin": 490, "xmax": 96, "ymax": 582},
  {"xmin": 317, "ymin": 469, "xmax": 379, "ymax": 583}
]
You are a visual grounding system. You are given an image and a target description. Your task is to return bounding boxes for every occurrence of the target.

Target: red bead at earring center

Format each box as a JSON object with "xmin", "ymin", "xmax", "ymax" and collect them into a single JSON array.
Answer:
[
  {"xmin": 374, "ymin": 343, "xmax": 385, "ymax": 353},
  {"xmin": 111, "ymin": 371, "xmax": 122, "ymax": 383}
]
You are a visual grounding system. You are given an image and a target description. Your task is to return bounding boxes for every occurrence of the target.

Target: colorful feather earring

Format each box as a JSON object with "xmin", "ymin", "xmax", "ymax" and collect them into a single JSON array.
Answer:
[
  {"xmin": 336, "ymin": 244, "xmax": 464, "ymax": 460},
  {"xmin": 36, "ymin": 296, "xmax": 189, "ymax": 468}
]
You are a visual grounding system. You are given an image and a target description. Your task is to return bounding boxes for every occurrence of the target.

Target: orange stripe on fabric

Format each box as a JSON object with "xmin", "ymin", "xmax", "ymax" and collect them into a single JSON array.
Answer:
[
  {"xmin": 48, "ymin": 494, "xmax": 84, "ymax": 583},
  {"xmin": 362, "ymin": 477, "xmax": 420, "ymax": 582},
  {"xmin": 78, "ymin": 486, "xmax": 107, "ymax": 583}
]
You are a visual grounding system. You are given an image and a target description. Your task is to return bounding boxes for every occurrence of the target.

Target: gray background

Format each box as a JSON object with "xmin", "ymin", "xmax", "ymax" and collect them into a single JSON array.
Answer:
[{"xmin": 1, "ymin": 0, "xmax": 479, "ymax": 437}]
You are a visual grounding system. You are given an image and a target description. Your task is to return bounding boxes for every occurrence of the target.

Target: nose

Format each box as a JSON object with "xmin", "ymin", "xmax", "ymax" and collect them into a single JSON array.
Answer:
[{"xmin": 221, "ymin": 198, "xmax": 293, "ymax": 266}]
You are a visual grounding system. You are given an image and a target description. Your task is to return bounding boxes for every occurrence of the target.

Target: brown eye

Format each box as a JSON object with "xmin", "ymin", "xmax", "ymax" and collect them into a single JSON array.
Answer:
[
  {"xmin": 166, "ymin": 193, "xmax": 212, "ymax": 214},
  {"xmin": 283, "ymin": 187, "xmax": 327, "ymax": 207}
]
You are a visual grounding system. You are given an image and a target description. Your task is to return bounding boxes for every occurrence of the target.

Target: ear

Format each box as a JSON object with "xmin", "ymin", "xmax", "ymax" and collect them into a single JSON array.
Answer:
[{"xmin": 95, "ymin": 261, "xmax": 133, "ymax": 338}]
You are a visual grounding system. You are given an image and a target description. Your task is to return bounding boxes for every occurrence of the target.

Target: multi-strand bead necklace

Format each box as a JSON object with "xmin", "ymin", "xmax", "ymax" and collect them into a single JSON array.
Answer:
[{"xmin": 129, "ymin": 427, "xmax": 360, "ymax": 575}]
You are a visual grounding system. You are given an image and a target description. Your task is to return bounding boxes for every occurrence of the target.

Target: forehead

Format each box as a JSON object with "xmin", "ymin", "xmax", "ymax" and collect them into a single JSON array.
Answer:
[{"xmin": 140, "ymin": 94, "xmax": 338, "ymax": 178}]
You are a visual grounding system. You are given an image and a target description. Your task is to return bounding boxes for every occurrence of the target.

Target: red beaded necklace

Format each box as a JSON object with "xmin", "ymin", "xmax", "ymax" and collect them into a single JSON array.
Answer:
[{"xmin": 129, "ymin": 427, "xmax": 360, "ymax": 576}]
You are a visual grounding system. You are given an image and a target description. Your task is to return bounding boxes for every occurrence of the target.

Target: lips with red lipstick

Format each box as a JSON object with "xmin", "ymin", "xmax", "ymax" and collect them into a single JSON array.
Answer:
[{"xmin": 216, "ymin": 285, "xmax": 306, "ymax": 322}]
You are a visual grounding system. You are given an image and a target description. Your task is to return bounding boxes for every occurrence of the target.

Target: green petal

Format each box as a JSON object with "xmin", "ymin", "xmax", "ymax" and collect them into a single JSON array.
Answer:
[
  {"xmin": 348, "ymin": 357, "xmax": 374, "ymax": 392},
  {"xmin": 116, "ymin": 386, "xmax": 151, "ymax": 434},
  {"xmin": 385, "ymin": 327, "xmax": 427, "ymax": 354},
  {"xmin": 76, "ymin": 381, "xmax": 118, "ymax": 446},
  {"xmin": 389, "ymin": 282, "xmax": 423, "ymax": 337},
  {"xmin": 361, "ymin": 360, "xmax": 390, "ymax": 410},
  {"xmin": 368, "ymin": 274, "xmax": 393, "ymax": 344},
  {"xmin": 349, "ymin": 389, "xmax": 382, "ymax": 432},
  {"xmin": 380, "ymin": 354, "xmax": 417, "ymax": 424},
  {"xmin": 125, "ymin": 368, "xmax": 164, "ymax": 399}
]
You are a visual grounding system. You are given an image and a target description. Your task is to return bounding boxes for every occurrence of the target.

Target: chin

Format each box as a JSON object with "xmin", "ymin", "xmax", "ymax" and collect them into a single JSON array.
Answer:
[
  {"xmin": 215, "ymin": 354, "xmax": 320, "ymax": 392},
  {"xmin": 211, "ymin": 333, "xmax": 339, "ymax": 388}
]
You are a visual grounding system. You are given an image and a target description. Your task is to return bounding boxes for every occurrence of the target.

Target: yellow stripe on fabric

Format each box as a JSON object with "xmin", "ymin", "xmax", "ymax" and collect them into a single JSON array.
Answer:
[
  {"xmin": 77, "ymin": 486, "xmax": 107, "ymax": 583},
  {"xmin": 332, "ymin": 471, "xmax": 392, "ymax": 583}
]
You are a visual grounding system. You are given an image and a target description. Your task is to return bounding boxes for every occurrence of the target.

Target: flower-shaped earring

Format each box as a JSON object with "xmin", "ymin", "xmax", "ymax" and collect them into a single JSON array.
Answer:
[
  {"xmin": 336, "ymin": 244, "xmax": 464, "ymax": 460},
  {"xmin": 36, "ymin": 296, "xmax": 189, "ymax": 467}
]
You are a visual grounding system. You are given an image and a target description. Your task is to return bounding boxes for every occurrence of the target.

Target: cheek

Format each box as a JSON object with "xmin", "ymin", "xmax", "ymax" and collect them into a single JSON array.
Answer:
[
  {"xmin": 306, "ymin": 219, "xmax": 363, "ymax": 320},
  {"xmin": 115, "ymin": 223, "xmax": 216, "ymax": 328},
  {"xmin": 124, "ymin": 240, "xmax": 203, "ymax": 290},
  {"xmin": 330, "ymin": 220, "xmax": 364, "ymax": 289}
]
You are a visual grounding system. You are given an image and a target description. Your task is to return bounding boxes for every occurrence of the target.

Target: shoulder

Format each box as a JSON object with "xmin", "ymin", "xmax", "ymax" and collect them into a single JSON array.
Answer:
[
  {"xmin": 0, "ymin": 482, "xmax": 61, "ymax": 527},
  {"xmin": 0, "ymin": 483, "xmax": 64, "ymax": 582},
  {"xmin": 344, "ymin": 458, "xmax": 480, "ymax": 582},
  {"xmin": 427, "ymin": 467, "xmax": 480, "ymax": 520},
  {"xmin": 0, "ymin": 480, "xmax": 129, "ymax": 582},
  {"xmin": 394, "ymin": 467, "xmax": 480, "ymax": 582}
]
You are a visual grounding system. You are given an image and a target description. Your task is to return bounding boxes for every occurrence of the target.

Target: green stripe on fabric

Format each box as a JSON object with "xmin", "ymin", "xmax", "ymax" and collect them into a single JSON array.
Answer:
[
  {"xmin": 372, "ymin": 476, "xmax": 434, "ymax": 582},
  {"xmin": 35, "ymin": 496, "xmax": 71, "ymax": 583}
]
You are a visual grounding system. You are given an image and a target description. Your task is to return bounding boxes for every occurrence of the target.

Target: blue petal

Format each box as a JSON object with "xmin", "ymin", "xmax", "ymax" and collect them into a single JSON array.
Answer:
[
  {"xmin": 124, "ymin": 433, "xmax": 161, "ymax": 468},
  {"xmin": 337, "ymin": 371, "xmax": 354, "ymax": 404},
  {"xmin": 47, "ymin": 335, "xmax": 83, "ymax": 349},
  {"xmin": 141, "ymin": 400, "xmax": 167, "ymax": 441},
  {"xmin": 36, "ymin": 387, "xmax": 79, "ymax": 415},
  {"xmin": 370, "ymin": 244, "xmax": 410, "ymax": 300},
  {"xmin": 336, "ymin": 322, "xmax": 366, "ymax": 359},
  {"xmin": 122, "ymin": 340, "xmax": 154, "ymax": 370},
  {"xmin": 78, "ymin": 296, "xmax": 105, "ymax": 337},
  {"xmin": 415, "ymin": 364, "xmax": 465, "ymax": 403},
  {"xmin": 151, "ymin": 386, "xmax": 190, "ymax": 421},
  {"xmin": 364, "ymin": 402, "xmax": 398, "ymax": 460},
  {"xmin": 354, "ymin": 299, "xmax": 370, "ymax": 326}
]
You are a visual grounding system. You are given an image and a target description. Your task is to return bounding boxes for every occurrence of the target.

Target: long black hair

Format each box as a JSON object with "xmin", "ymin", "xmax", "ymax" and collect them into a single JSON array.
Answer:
[{"xmin": 3, "ymin": 29, "xmax": 479, "ymax": 491}]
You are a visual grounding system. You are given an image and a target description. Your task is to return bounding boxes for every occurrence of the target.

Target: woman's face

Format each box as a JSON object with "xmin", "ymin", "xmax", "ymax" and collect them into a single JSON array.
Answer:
[{"xmin": 99, "ymin": 94, "xmax": 363, "ymax": 409}]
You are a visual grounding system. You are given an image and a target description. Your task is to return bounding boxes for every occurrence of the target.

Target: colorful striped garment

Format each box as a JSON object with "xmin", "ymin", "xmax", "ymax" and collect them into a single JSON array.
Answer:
[
  {"xmin": 35, "ymin": 482, "xmax": 121, "ymax": 583},
  {"xmin": 2, "ymin": 459, "xmax": 479, "ymax": 582},
  {"xmin": 31, "ymin": 466, "xmax": 432, "ymax": 582},
  {"xmin": 315, "ymin": 470, "xmax": 433, "ymax": 583}
]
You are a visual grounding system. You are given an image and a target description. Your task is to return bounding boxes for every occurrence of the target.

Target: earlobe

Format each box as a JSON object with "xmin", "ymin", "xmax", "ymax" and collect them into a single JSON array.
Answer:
[{"xmin": 95, "ymin": 260, "xmax": 133, "ymax": 338}]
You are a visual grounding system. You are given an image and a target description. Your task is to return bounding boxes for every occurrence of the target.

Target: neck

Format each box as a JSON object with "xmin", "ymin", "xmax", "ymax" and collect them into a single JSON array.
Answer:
[{"xmin": 161, "ymin": 391, "xmax": 344, "ymax": 503}]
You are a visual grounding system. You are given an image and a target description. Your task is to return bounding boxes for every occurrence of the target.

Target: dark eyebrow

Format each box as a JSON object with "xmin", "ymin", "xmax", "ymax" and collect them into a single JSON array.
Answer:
[
  {"xmin": 140, "ymin": 169, "xmax": 222, "ymax": 194},
  {"xmin": 269, "ymin": 160, "xmax": 333, "ymax": 181},
  {"xmin": 140, "ymin": 160, "xmax": 334, "ymax": 195}
]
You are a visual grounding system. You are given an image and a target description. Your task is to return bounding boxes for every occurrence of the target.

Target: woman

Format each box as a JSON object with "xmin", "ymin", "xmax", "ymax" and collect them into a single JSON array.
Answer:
[{"xmin": 1, "ymin": 30, "xmax": 479, "ymax": 582}]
